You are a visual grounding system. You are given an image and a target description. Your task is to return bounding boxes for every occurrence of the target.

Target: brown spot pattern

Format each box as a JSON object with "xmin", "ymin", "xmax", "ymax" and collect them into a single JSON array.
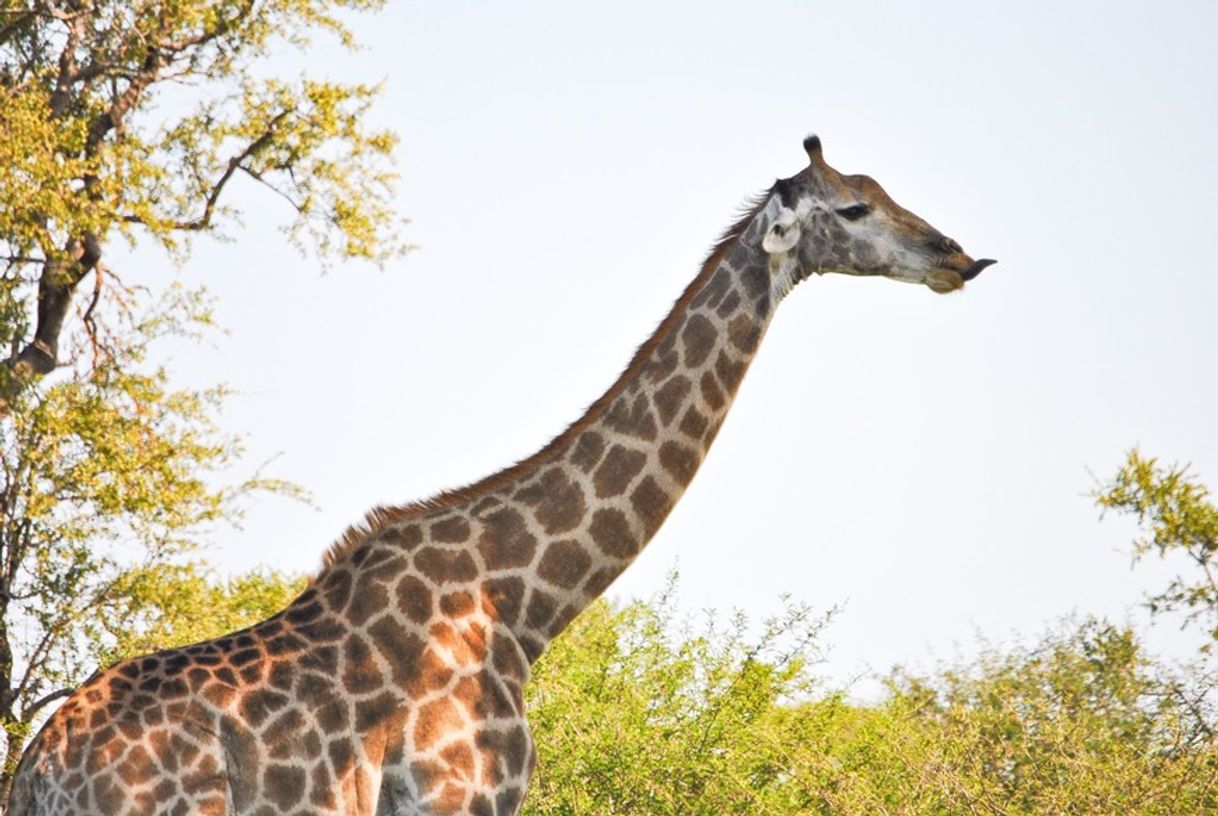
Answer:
[
  {"xmin": 659, "ymin": 441, "xmax": 701, "ymax": 486},
  {"xmin": 477, "ymin": 507, "xmax": 537, "ymax": 570},
  {"xmin": 700, "ymin": 372, "xmax": 725, "ymax": 410},
  {"xmin": 414, "ymin": 547, "xmax": 478, "ymax": 584},
  {"xmin": 729, "ymin": 313, "xmax": 760, "ymax": 352},
  {"xmin": 680, "ymin": 405, "xmax": 709, "ymax": 440},
  {"xmin": 395, "ymin": 575, "xmax": 433, "ymax": 624},
  {"xmin": 681, "ymin": 313, "xmax": 718, "ymax": 368},
  {"xmin": 593, "ymin": 445, "xmax": 647, "ymax": 499},
  {"xmin": 653, "ymin": 374, "xmax": 692, "ymax": 425},
  {"xmin": 536, "ymin": 540, "xmax": 592, "ymax": 589},
  {"xmin": 631, "ymin": 476, "xmax": 674, "ymax": 537},
  {"xmin": 589, "ymin": 508, "xmax": 638, "ymax": 559},
  {"xmin": 430, "ymin": 516, "xmax": 471, "ymax": 543},
  {"xmin": 604, "ymin": 393, "xmax": 658, "ymax": 441},
  {"xmin": 568, "ymin": 431, "xmax": 605, "ymax": 473},
  {"xmin": 527, "ymin": 469, "xmax": 586, "ymax": 535}
]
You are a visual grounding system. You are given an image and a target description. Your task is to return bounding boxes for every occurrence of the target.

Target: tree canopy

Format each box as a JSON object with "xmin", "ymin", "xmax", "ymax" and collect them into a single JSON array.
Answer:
[{"xmin": 0, "ymin": 0, "xmax": 406, "ymax": 404}]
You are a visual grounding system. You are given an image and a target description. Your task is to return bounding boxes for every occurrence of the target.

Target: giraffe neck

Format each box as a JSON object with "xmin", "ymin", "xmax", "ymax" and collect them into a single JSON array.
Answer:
[
  {"xmin": 309, "ymin": 206, "xmax": 787, "ymax": 684},
  {"xmin": 454, "ymin": 228, "xmax": 780, "ymax": 662}
]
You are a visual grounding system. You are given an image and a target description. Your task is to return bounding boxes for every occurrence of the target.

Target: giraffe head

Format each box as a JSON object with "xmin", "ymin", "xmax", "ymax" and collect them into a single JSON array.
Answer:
[{"xmin": 759, "ymin": 135, "xmax": 995, "ymax": 294}]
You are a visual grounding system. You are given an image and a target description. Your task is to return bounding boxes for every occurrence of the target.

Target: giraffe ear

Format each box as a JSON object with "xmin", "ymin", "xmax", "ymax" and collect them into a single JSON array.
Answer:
[{"xmin": 762, "ymin": 209, "xmax": 800, "ymax": 254}]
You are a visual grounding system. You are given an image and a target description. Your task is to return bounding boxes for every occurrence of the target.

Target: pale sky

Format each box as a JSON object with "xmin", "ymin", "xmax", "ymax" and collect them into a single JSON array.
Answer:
[{"xmin": 122, "ymin": 1, "xmax": 1218, "ymax": 694}]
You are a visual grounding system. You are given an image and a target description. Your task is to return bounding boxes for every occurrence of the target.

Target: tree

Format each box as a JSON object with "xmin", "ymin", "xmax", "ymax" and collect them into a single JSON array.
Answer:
[
  {"xmin": 1096, "ymin": 450, "xmax": 1218, "ymax": 650},
  {"xmin": 0, "ymin": 0, "xmax": 404, "ymax": 799},
  {"xmin": 0, "ymin": 0, "xmax": 406, "ymax": 406}
]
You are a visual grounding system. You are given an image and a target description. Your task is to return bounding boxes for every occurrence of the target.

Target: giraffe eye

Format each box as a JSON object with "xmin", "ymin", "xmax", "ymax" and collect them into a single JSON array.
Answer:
[{"xmin": 836, "ymin": 204, "xmax": 871, "ymax": 221}]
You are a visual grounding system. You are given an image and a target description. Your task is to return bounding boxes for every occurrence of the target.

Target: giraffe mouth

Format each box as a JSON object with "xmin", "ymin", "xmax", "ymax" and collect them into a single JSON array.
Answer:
[
  {"xmin": 924, "ymin": 258, "xmax": 996, "ymax": 294},
  {"xmin": 959, "ymin": 258, "xmax": 997, "ymax": 281}
]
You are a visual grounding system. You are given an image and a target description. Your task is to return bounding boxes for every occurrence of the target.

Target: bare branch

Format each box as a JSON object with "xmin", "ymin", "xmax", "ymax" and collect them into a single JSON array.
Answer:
[
  {"xmin": 0, "ymin": 11, "xmax": 36, "ymax": 48},
  {"xmin": 123, "ymin": 108, "xmax": 294, "ymax": 232},
  {"xmin": 240, "ymin": 164, "xmax": 305, "ymax": 213},
  {"xmin": 22, "ymin": 686, "xmax": 72, "ymax": 719},
  {"xmin": 80, "ymin": 262, "xmax": 105, "ymax": 367}
]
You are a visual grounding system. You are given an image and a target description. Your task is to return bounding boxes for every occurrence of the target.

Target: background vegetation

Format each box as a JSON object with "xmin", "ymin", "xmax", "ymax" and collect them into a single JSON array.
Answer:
[{"xmin": 523, "ymin": 589, "xmax": 1215, "ymax": 815}]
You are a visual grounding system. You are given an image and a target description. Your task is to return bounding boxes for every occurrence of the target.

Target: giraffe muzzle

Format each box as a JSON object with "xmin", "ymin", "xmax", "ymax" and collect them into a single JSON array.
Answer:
[{"xmin": 959, "ymin": 258, "xmax": 997, "ymax": 281}]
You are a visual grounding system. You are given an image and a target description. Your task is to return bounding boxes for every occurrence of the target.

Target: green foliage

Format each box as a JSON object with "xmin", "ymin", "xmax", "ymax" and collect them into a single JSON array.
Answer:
[
  {"xmin": 798, "ymin": 622, "xmax": 1216, "ymax": 815},
  {"xmin": 1096, "ymin": 450, "xmax": 1218, "ymax": 649},
  {"xmin": 1, "ymin": 0, "xmax": 408, "ymax": 407},
  {"xmin": 526, "ymin": 580, "xmax": 835, "ymax": 815},
  {"xmin": 102, "ymin": 564, "xmax": 306, "ymax": 666},
  {"xmin": 0, "ymin": 0, "xmax": 406, "ymax": 269},
  {"xmin": 524, "ymin": 591, "xmax": 1217, "ymax": 816}
]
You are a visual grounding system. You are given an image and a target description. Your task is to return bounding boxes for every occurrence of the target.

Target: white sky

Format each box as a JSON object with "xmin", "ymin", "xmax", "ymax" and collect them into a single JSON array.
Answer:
[{"xmin": 122, "ymin": 1, "xmax": 1218, "ymax": 694}]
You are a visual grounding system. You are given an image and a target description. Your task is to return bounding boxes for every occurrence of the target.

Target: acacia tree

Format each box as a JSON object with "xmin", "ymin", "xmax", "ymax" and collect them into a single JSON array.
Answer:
[
  {"xmin": 0, "ymin": 0, "xmax": 405, "ymax": 404},
  {"xmin": 0, "ymin": 0, "xmax": 404, "ymax": 797}
]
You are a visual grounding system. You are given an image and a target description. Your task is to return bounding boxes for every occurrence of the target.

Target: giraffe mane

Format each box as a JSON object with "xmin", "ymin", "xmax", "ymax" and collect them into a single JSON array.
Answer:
[{"xmin": 316, "ymin": 186, "xmax": 777, "ymax": 578}]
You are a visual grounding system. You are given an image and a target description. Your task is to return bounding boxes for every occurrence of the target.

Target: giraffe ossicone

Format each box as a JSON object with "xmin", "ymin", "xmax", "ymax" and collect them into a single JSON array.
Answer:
[{"xmin": 8, "ymin": 136, "xmax": 994, "ymax": 816}]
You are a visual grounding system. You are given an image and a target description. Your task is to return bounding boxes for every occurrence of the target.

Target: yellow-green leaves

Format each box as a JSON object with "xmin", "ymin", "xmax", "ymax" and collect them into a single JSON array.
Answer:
[
  {"xmin": 527, "ymin": 583, "xmax": 835, "ymax": 816},
  {"xmin": 1097, "ymin": 450, "xmax": 1218, "ymax": 651},
  {"xmin": 523, "ymin": 595, "xmax": 1216, "ymax": 816},
  {"xmin": 0, "ymin": 85, "xmax": 99, "ymax": 263},
  {"xmin": 0, "ymin": 285, "xmax": 302, "ymax": 786},
  {"xmin": 155, "ymin": 76, "xmax": 406, "ymax": 263},
  {"xmin": 102, "ymin": 565, "xmax": 307, "ymax": 665},
  {"xmin": 1, "ymin": 0, "xmax": 405, "ymax": 407}
]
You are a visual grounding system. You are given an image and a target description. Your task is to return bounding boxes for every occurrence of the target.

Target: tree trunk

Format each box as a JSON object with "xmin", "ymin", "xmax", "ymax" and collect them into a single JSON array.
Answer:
[{"xmin": 0, "ymin": 236, "xmax": 101, "ymax": 412}]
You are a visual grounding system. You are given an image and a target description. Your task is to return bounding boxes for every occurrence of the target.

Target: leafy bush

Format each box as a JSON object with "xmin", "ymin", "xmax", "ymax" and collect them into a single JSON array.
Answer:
[{"xmin": 525, "ymin": 588, "xmax": 1216, "ymax": 815}]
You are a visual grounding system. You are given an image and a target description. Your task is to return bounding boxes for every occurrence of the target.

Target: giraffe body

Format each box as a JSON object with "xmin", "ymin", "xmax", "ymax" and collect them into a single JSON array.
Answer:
[{"xmin": 8, "ymin": 136, "xmax": 992, "ymax": 815}]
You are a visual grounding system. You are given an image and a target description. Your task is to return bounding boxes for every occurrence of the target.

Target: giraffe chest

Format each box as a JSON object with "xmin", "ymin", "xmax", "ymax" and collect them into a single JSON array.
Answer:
[{"xmin": 246, "ymin": 605, "xmax": 537, "ymax": 816}]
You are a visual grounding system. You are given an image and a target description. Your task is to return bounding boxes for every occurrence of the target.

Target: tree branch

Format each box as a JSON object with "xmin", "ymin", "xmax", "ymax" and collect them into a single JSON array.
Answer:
[
  {"xmin": 240, "ymin": 163, "xmax": 306, "ymax": 213},
  {"xmin": 0, "ymin": 255, "xmax": 48, "ymax": 266},
  {"xmin": 0, "ymin": 11, "xmax": 36, "ymax": 49},
  {"xmin": 122, "ymin": 108, "xmax": 294, "ymax": 232},
  {"xmin": 48, "ymin": 9, "xmax": 86, "ymax": 118},
  {"xmin": 22, "ymin": 686, "xmax": 72, "ymax": 719}
]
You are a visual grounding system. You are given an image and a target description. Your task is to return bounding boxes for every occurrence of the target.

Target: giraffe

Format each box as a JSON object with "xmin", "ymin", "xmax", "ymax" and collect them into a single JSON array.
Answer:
[{"xmin": 7, "ymin": 135, "xmax": 994, "ymax": 816}]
